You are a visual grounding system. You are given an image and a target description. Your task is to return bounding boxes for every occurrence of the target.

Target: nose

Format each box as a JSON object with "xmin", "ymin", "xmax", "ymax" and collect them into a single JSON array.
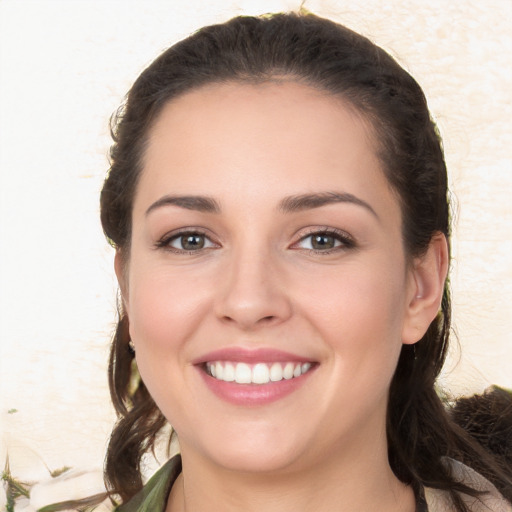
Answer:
[{"xmin": 214, "ymin": 247, "xmax": 293, "ymax": 330}]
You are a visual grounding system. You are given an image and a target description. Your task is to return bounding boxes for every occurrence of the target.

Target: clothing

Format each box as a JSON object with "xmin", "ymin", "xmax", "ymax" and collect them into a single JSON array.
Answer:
[
  {"xmin": 115, "ymin": 455, "xmax": 510, "ymax": 512},
  {"xmin": 424, "ymin": 460, "xmax": 511, "ymax": 512},
  {"xmin": 116, "ymin": 456, "xmax": 181, "ymax": 512}
]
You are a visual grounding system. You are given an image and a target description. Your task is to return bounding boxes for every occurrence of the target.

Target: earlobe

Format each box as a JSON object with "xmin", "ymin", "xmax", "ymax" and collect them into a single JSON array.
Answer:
[{"xmin": 402, "ymin": 233, "xmax": 449, "ymax": 345}]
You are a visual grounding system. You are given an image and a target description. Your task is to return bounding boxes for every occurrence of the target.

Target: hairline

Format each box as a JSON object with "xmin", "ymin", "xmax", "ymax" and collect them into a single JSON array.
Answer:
[{"xmin": 120, "ymin": 75, "xmax": 410, "ymax": 263}]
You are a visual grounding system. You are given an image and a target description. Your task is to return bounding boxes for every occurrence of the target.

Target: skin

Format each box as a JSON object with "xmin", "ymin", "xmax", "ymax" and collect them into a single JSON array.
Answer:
[{"xmin": 116, "ymin": 81, "xmax": 448, "ymax": 512}]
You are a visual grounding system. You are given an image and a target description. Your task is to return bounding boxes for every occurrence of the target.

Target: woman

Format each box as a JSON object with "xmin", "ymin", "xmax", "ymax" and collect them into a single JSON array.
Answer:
[{"xmin": 100, "ymin": 11, "xmax": 512, "ymax": 512}]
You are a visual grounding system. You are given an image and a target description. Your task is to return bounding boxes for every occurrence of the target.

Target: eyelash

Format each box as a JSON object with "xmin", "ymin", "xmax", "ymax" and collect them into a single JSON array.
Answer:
[
  {"xmin": 155, "ymin": 229, "xmax": 217, "ymax": 254},
  {"xmin": 292, "ymin": 227, "xmax": 356, "ymax": 254},
  {"xmin": 155, "ymin": 227, "xmax": 356, "ymax": 255}
]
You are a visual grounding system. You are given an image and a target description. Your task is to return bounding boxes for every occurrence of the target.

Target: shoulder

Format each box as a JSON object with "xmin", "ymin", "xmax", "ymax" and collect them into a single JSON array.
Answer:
[{"xmin": 424, "ymin": 459, "xmax": 512, "ymax": 512}]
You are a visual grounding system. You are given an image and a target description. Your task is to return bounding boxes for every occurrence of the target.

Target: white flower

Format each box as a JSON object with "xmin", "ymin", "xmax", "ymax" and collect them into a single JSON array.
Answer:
[
  {"xmin": 88, "ymin": 500, "xmax": 116, "ymax": 512},
  {"xmin": 11, "ymin": 496, "xmax": 36, "ymax": 511},
  {"xmin": 29, "ymin": 468, "xmax": 106, "ymax": 510}
]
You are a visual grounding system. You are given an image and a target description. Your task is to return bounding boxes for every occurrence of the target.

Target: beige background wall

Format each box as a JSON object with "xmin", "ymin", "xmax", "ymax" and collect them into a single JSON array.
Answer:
[{"xmin": 1, "ymin": 0, "xmax": 511, "ymax": 485}]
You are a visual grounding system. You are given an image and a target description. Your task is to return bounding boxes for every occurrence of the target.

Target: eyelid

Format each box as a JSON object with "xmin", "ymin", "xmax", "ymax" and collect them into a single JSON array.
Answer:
[
  {"xmin": 155, "ymin": 227, "xmax": 220, "ymax": 253},
  {"xmin": 290, "ymin": 226, "xmax": 356, "ymax": 252},
  {"xmin": 154, "ymin": 226, "xmax": 355, "ymax": 254}
]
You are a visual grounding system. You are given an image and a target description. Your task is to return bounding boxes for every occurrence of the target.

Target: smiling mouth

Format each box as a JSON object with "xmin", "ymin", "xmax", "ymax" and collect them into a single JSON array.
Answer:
[{"xmin": 204, "ymin": 361, "xmax": 314, "ymax": 385}]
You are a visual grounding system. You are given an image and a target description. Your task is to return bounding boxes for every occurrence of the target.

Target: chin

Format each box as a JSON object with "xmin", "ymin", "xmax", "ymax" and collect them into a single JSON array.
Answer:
[
  {"xmin": 211, "ymin": 446, "xmax": 304, "ymax": 474},
  {"xmin": 182, "ymin": 425, "xmax": 310, "ymax": 475}
]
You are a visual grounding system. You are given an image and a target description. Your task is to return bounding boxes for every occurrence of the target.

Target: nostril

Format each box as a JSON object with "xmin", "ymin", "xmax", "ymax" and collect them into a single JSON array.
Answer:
[{"xmin": 220, "ymin": 314, "xmax": 276, "ymax": 327}]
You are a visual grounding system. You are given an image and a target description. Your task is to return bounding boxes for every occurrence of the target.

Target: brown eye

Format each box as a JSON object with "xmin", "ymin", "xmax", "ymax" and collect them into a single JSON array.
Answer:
[
  {"xmin": 311, "ymin": 234, "xmax": 336, "ymax": 250},
  {"xmin": 160, "ymin": 231, "xmax": 216, "ymax": 252},
  {"xmin": 294, "ymin": 229, "xmax": 355, "ymax": 253},
  {"xmin": 180, "ymin": 234, "xmax": 205, "ymax": 250}
]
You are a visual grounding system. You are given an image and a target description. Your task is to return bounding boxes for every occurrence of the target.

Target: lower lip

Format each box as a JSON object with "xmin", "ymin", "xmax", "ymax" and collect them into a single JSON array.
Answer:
[{"xmin": 197, "ymin": 366, "xmax": 316, "ymax": 406}]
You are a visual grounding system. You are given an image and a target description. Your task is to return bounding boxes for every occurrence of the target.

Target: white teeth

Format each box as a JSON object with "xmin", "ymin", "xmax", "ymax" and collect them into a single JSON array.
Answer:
[
  {"xmin": 215, "ymin": 362, "xmax": 224, "ymax": 380},
  {"xmin": 224, "ymin": 362, "xmax": 235, "ymax": 382},
  {"xmin": 270, "ymin": 362, "xmax": 283, "ymax": 382},
  {"xmin": 283, "ymin": 362, "xmax": 294, "ymax": 380},
  {"xmin": 205, "ymin": 361, "xmax": 313, "ymax": 385},
  {"xmin": 234, "ymin": 363, "xmax": 252, "ymax": 384},
  {"xmin": 252, "ymin": 363, "xmax": 270, "ymax": 384}
]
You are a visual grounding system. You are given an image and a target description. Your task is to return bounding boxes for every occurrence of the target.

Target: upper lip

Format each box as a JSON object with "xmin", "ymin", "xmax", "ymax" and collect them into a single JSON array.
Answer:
[{"xmin": 192, "ymin": 347, "xmax": 315, "ymax": 365}]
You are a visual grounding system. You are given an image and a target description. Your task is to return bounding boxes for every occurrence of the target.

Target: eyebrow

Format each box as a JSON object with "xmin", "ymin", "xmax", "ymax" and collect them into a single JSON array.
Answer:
[
  {"xmin": 145, "ymin": 191, "xmax": 377, "ymax": 218},
  {"xmin": 278, "ymin": 191, "xmax": 378, "ymax": 218},
  {"xmin": 145, "ymin": 195, "xmax": 221, "ymax": 215}
]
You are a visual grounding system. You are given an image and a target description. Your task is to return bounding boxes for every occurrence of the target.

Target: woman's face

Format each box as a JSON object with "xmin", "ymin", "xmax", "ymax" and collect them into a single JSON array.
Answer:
[{"xmin": 121, "ymin": 81, "xmax": 425, "ymax": 474}]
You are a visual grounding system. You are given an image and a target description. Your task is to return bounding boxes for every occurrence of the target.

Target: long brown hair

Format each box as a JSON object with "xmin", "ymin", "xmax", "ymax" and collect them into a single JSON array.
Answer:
[{"xmin": 100, "ymin": 11, "xmax": 512, "ymax": 508}]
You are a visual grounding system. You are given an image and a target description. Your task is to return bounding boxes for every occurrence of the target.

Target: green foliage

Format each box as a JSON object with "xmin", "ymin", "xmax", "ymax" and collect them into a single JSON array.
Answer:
[
  {"xmin": 2, "ymin": 458, "xmax": 30, "ymax": 512},
  {"xmin": 49, "ymin": 466, "xmax": 71, "ymax": 478}
]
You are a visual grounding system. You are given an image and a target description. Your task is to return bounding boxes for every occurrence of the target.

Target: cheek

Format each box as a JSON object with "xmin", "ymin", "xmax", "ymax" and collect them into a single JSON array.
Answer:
[
  {"xmin": 303, "ymin": 256, "xmax": 406, "ymax": 326},
  {"xmin": 298, "ymin": 260, "xmax": 407, "ymax": 370},
  {"xmin": 126, "ymin": 263, "xmax": 211, "ymax": 361},
  {"xmin": 125, "ymin": 265, "xmax": 214, "ymax": 425}
]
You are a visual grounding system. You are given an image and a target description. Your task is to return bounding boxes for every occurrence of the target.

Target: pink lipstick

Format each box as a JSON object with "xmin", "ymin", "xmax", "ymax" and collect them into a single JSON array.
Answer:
[{"xmin": 194, "ymin": 347, "xmax": 317, "ymax": 405}]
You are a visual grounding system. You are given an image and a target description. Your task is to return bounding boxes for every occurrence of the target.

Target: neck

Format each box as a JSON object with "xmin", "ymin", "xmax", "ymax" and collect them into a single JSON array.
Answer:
[{"xmin": 167, "ymin": 432, "xmax": 415, "ymax": 512}]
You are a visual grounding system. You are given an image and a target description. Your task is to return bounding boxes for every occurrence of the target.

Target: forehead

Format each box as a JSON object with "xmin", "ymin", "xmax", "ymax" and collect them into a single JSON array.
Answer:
[
  {"xmin": 135, "ymin": 80, "xmax": 397, "ymax": 218},
  {"xmin": 148, "ymin": 80, "xmax": 375, "ymax": 154}
]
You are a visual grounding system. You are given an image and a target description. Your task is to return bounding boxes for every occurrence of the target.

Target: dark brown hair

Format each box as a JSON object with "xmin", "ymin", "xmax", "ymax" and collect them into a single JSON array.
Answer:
[
  {"xmin": 450, "ymin": 386, "xmax": 512, "ymax": 482},
  {"xmin": 100, "ymin": 11, "xmax": 512, "ymax": 508}
]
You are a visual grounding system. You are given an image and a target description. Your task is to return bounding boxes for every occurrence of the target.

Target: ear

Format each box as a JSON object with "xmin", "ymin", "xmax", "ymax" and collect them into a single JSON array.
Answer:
[
  {"xmin": 401, "ymin": 233, "xmax": 449, "ymax": 345},
  {"xmin": 114, "ymin": 250, "xmax": 129, "ymax": 310}
]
